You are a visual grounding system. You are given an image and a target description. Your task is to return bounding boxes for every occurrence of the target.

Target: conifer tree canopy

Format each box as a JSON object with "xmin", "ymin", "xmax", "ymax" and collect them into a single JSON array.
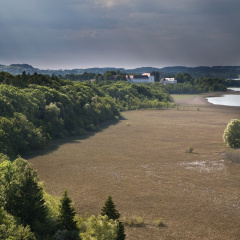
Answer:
[
  {"xmin": 101, "ymin": 196, "xmax": 126, "ymax": 240},
  {"xmin": 101, "ymin": 196, "xmax": 120, "ymax": 220},
  {"xmin": 58, "ymin": 190, "xmax": 78, "ymax": 231}
]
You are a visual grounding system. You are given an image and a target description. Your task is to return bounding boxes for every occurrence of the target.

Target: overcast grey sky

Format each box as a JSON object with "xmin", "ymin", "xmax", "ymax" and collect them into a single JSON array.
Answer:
[{"xmin": 1, "ymin": 0, "xmax": 240, "ymax": 69}]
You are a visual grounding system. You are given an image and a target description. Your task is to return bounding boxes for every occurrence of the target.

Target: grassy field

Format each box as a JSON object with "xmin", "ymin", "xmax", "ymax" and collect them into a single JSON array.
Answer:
[{"xmin": 28, "ymin": 95, "xmax": 240, "ymax": 239}]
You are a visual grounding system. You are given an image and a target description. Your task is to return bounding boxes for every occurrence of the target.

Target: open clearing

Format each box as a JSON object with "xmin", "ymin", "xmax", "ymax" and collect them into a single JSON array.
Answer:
[{"xmin": 28, "ymin": 94, "xmax": 240, "ymax": 239}]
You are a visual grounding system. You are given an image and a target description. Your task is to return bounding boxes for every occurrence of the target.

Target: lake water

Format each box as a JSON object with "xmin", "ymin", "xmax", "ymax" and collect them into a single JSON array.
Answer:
[
  {"xmin": 228, "ymin": 87, "xmax": 240, "ymax": 92},
  {"xmin": 207, "ymin": 89, "xmax": 240, "ymax": 106}
]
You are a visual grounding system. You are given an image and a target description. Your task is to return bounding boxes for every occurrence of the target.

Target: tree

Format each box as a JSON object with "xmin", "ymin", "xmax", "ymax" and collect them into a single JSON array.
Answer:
[
  {"xmin": 151, "ymin": 71, "xmax": 160, "ymax": 82},
  {"xmin": 101, "ymin": 196, "xmax": 125, "ymax": 240},
  {"xmin": 101, "ymin": 196, "xmax": 120, "ymax": 220},
  {"xmin": 58, "ymin": 190, "xmax": 78, "ymax": 231},
  {"xmin": 80, "ymin": 215, "xmax": 117, "ymax": 240},
  {"xmin": 0, "ymin": 158, "xmax": 47, "ymax": 236},
  {"xmin": 0, "ymin": 207, "xmax": 37, "ymax": 240},
  {"xmin": 7, "ymin": 168, "xmax": 47, "ymax": 229},
  {"xmin": 223, "ymin": 119, "xmax": 240, "ymax": 148},
  {"xmin": 116, "ymin": 221, "xmax": 126, "ymax": 240},
  {"xmin": 175, "ymin": 73, "xmax": 194, "ymax": 83}
]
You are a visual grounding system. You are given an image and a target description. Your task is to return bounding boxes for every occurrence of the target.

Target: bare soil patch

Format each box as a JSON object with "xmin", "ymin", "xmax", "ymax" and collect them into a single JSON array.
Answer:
[{"xmin": 28, "ymin": 94, "xmax": 240, "ymax": 239}]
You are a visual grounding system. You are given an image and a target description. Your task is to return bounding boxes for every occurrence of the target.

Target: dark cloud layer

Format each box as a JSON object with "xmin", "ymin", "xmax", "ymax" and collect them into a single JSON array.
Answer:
[{"xmin": 1, "ymin": 0, "xmax": 240, "ymax": 69}]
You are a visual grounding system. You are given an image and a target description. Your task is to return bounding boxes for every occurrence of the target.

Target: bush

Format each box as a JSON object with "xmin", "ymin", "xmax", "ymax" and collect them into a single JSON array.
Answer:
[
  {"xmin": 123, "ymin": 216, "xmax": 144, "ymax": 227},
  {"xmin": 186, "ymin": 146, "xmax": 194, "ymax": 153},
  {"xmin": 156, "ymin": 218, "xmax": 166, "ymax": 227},
  {"xmin": 80, "ymin": 215, "xmax": 117, "ymax": 240},
  {"xmin": 223, "ymin": 119, "xmax": 240, "ymax": 148}
]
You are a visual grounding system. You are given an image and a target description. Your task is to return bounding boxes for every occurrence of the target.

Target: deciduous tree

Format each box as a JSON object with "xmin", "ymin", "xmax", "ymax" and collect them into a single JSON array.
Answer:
[{"xmin": 223, "ymin": 119, "xmax": 240, "ymax": 148}]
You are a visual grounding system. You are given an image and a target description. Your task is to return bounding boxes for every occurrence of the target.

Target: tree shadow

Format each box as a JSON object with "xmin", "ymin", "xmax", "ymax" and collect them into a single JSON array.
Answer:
[{"xmin": 24, "ymin": 118, "xmax": 124, "ymax": 160}]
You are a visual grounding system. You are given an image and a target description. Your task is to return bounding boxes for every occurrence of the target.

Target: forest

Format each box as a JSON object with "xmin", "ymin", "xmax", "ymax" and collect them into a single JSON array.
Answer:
[
  {"xmin": 163, "ymin": 73, "xmax": 228, "ymax": 94},
  {"xmin": 0, "ymin": 71, "xmax": 173, "ymax": 159}
]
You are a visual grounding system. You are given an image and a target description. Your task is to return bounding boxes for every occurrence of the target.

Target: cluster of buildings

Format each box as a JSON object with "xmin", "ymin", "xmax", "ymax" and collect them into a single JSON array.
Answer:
[{"xmin": 126, "ymin": 73, "xmax": 177, "ymax": 84}]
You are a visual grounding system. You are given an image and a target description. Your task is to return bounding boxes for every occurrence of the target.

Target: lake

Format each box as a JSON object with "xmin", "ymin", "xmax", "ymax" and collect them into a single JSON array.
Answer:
[
  {"xmin": 207, "ymin": 89, "xmax": 240, "ymax": 106},
  {"xmin": 228, "ymin": 87, "xmax": 240, "ymax": 92}
]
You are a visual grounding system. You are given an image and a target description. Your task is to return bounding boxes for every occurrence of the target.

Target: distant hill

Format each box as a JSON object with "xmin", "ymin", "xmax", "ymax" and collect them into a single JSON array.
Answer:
[{"xmin": 0, "ymin": 63, "xmax": 240, "ymax": 79}]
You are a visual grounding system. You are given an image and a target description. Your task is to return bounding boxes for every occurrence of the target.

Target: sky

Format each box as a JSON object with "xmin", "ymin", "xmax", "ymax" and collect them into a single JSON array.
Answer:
[{"xmin": 1, "ymin": 0, "xmax": 240, "ymax": 70}]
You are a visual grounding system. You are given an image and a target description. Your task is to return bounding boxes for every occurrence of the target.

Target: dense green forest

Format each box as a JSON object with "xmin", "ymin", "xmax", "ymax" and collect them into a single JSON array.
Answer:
[
  {"xmin": 164, "ymin": 74, "xmax": 228, "ymax": 94},
  {"xmin": 0, "ymin": 71, "xmax": 172, "ymax": 159}
]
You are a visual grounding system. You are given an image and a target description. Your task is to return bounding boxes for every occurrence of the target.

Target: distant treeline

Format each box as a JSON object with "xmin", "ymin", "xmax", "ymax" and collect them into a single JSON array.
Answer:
[
  {"xmin": 0, "ymin": 71, "xmax": 173, "ymax": 158},
  {"xmin": 1, "ymin": 64, "xmax": 240, "ymax": 79},
  {"xmin": 62, "ymin": 71, "xmax": 235, "ymax": 94},
  {"xmin": 163, "ymin": 73, "xmax": 229, "ymax": 94}
]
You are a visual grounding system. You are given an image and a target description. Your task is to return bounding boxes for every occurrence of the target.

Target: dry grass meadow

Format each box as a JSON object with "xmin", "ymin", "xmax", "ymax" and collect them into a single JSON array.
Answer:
[{"xmin": 28, "ymin": 94, "xmax": 240, "ymax": 240}]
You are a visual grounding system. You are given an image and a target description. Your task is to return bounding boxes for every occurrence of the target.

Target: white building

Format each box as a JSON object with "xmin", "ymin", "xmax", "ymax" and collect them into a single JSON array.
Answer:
[
  {"xmin": 126, "ymin": 73, "xmax": 155, "ymax": 83},
  {"xmin": 160, "ymin": 78, "xmax": 177, "ymax": 85}
]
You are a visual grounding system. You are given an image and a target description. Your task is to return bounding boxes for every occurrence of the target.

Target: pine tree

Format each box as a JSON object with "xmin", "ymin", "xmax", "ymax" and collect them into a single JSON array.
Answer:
[
  {"xmin": 6, "ymin": 168, "xmax": 47, "ymax": 229},
  {"xmin": 116, "ymin": 221, "xmax": 126, "ymax": 240},
  {"xmin": 101, "ymin": 196, "xmax": 120, "ymax": 220},
  {"xmin": 101, "ymin": 196, "xmax": 125, "ymax": 240},
  {"xmin": 58, "ymin": 190, "xmax": 78, "ymax": 231}
]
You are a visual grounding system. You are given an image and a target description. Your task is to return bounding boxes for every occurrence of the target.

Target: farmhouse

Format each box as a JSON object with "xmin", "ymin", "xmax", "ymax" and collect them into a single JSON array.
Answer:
[
  {"xmin": 126, "ymin": 73, "xmax": 155, "ymax": 83},
  {"xmin": 160, "ymin": 78, "xmax": 177, "ymax": 85}
]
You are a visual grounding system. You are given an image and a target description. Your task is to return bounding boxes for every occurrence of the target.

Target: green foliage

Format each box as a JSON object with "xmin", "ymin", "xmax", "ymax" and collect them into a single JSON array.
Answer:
[
  {"xmin": 123, "ymin": 216, "xmax": 144, "ymax": 227},
  {"xmin": 0, "ymin": 158, "xmax": 47, "ymax": 233},
  {"xmin": 54, "ymin": 229, "xmax": 80, "ymax": 240},
  {"xmin": 100, "ymin": 81, "xmax": 173, "ymax": 111},
  {"xmin": 43, "ymin": 188, "xmax": 60, "ymax": 222},
  {"xmin": 101, "ymin": 196, "xmax": 120, "ymax": 221},
  {"xmin": 58, "ymin": 190, "xmax": 78, "ymax": 231},
  {"xmin": 116, "ymin": 221, "xmax": 126, "ymax": 240},
  {"xmin": 101, "ymin": 196, "xmax": 125, "ymax": 240},
  {"xmin": 0, "ymin": 207, "xmax": 37, "ymax": 240},
  {"xmin": 0, "ymin": 158, "xmax": 57, "ymax": 239},
  {"xmin": 164, "ymin": 77, "xmax": 227, "ymax": 94},
  {"xmin": 186, "ymin": 146, "xmax": 194, "ymax": 153},
  {"xmin": 223, "ymin": 119, "xmax": 240, "ymax": 148},
  {"xmin": 80, "ymin": 215, "xmax": 117, "ymax": 240},
  {"xmin": 0, "ymin": 72, "xmax": 173, "ymax": 158},
  {"xmin": 175, "ymin": 73, "xmax": 194, "ymax": 83},
  {"xmin": 0, "ymin": 73, "xmax": 121, "ymax": 157},
  {"xmin": 156, "ymin": 218, "xmax": 166, "ymax": 227}
]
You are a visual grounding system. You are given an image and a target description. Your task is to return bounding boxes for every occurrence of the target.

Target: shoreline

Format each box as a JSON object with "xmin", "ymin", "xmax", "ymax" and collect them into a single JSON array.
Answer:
[{"xmin": 172, "ymin": 91, "xmax": 240, "ymax": 108}]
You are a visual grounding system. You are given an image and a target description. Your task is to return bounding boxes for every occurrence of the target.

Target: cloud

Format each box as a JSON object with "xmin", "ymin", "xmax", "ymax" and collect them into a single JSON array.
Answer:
[{"xmin": 0, "ymin": 0, "xmax": 240, "ymax": 68}]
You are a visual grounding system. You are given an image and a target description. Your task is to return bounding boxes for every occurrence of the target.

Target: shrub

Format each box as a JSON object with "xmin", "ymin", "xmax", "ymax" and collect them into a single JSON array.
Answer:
[
  {"xmin": 123, "ymin": 216, "xmax": 144, "ymax": 227},
  {"xmin": 80, "ymin": 215, "xmax": 117, "ymax": 240},
  {"xmin": 156, "ymin": 218, "xmax": 166, "ymax": 227},
  {"xmin": 186, "ymin": 146, "xmax": 194, "ymax": 153}
]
